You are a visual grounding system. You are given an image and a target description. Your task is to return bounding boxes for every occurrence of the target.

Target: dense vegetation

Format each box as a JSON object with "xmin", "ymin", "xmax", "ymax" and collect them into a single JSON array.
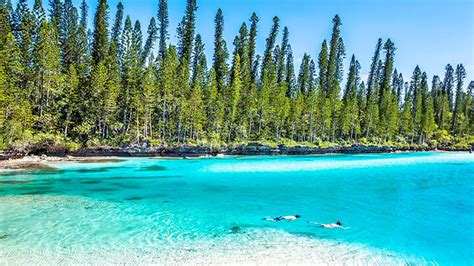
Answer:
[{"xmin": 0, "ymin": 0, "xmax": 472, "ymax": 151}]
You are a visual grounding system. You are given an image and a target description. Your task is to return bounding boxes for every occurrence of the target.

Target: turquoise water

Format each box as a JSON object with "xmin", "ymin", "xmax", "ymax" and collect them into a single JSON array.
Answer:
[{"xmin": 0, "ymin": 152, "xmax": 473, "ymax": 264}]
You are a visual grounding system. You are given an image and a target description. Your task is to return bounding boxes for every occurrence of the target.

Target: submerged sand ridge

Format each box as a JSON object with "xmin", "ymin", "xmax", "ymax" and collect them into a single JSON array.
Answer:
[{"xmin": 0, "ymin": 155, "xmax": 127, "ymax": 170}]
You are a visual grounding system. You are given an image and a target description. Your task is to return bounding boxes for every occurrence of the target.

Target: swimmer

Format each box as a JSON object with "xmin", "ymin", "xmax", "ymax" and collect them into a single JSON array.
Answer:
[
  {"xmin": 263, "ymin": 214, "xmax": 302, "ymax": 222},
  {"xmin": 307, "ymin": 221, "xmax": 350, "ymax": 229}
]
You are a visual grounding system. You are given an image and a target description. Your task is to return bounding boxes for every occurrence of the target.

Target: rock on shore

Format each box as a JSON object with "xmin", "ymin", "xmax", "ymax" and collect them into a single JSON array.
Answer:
[{"xmin": 1, "ymin": 142, "xmax": 471, "ymax": 162}]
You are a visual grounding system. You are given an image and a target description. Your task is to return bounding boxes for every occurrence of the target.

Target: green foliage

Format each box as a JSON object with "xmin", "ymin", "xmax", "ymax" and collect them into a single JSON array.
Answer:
[
  {"xmin": 248, "ymin": 12, "xmax": 259, "ymax": 83},
  {"xmin": 157, "ymin": 0, "xmax": 168, "ymax": 59},
  {"xmin": 0, "ymin": 3, "xmax": 471, "ymax": 152},
  {"xmin": 177, "ymin": 0, "xmax": 197, "ymax": 66},
  {"xmin": 453, "ymin": 64, "xmax": 467, "ymax": 135},
  {"xmin": 12, "ymin": 131, "xmax": 80, "ymax": 153},
  {"xmin": 92, "ymin": 0, "xmax": 108, "ymax": 65},
  {"xmin": 111, "ymin": 2, "xmax": 123, "ymax": 46},
  {"xmin": 434, "ymin": 129, "xmax": 451, "ymax": 146},
  {"xmin": 212, "ymin": 8, "xmax": 228, "ymax": 93}
]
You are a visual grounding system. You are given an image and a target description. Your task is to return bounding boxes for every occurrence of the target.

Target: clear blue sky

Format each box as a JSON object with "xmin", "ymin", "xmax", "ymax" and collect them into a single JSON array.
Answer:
[{"xmin": 16, "ymin": 0, "xmax": 474, "ymax": 84}]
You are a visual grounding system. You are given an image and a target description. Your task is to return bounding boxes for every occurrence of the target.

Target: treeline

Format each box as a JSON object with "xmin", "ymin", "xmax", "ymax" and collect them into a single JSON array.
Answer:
[{"xmin": 0, "ymin": 0, "xmax": 472, "ymax": 150}]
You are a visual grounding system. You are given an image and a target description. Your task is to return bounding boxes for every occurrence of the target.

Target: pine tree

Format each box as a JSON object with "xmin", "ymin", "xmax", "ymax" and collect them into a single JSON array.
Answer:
[
  {"xmin": 315, "ymin": 40, "xmax": 330, "ymax": 139},
  {"xmin": 380, "ymin": 39, "xmax": 395, "ymax": 104},
  {"xmin": 464, "ymin": 81, "xmax": 473, "ymax": 134},
  {"xmin": 157, "ymin": 0, "xmax": 168, "ymax": 59},
  {"xmin": 0, "ymin": 6, "xmax": 10, "ymax": 43},
  {"xmin": 288, "ymin": 88, "xmax": 304, "ymax": 141},
  {"xmin": 111, "ymin": 2, "xmax": 124, "ymax": 46},
  {"xmin": 205, "ymin": 69, "xmax": 224, "ymax": 142},
  {"xmin": 186, "ymin": 51, "xmax": 205, "ymax": 141},
  {"xmin": 325, "ymin": 15, "xmax": 342, "ymax": 94},
  {"xmin": 1, "ymin": 9, "xmax": 20, "ymax": 144},
  {"xmin": 32, "ymin": 19, "xmax": 62, "ymax": 130},
  {"xmin": 120, "ymin": 17, "xmax": 144, "ymax": 138},
  {"xmin": 92, "ymin": 0, "xmax": 109, "ymax": 65},
  {"xmin": 158, "ymin": 45, "xmax": 179, "ymax": 141},
  {"xmin": 297, "ymin": 54, "xmax": 310, "ymax": 94},
  {"xmin": 276, "ymin": 26, "xmax": 289, "ymax": 83},
  {"xmin": 76, "ymin": 0, "xmax": 89, "ymax": 74},
  {"xmin": 233, "ymin": 22, "xmax": 255, "ymax": 138},
  {"xmin": 452, "ymin": 64, "xmax": 466, "ymax": 134},
  {"xmin": 400, "ymin": 85, "xmax": 414, "ymax": 140},
  {"xmin": 101, "ymin": 42, "xmax": 120, "ymax": 138},
  {"xmin": 318, "ymin": 40, "xmax": 328, "ymax": 96},
  {"xmin": 79, "ymin": 0, "xmax": 87, "ymax": 30},
  {"xmin": 31, "ymin": 0, "xmax": 44, "ymax": 62},
  {"xmin": 62, "ymin": 64, "xmax": 79, "ymax": 137},
  {"xmin": 213, "ymin": 9, "xmax": 229, "ymax": 93},
  {"xmin": 48, "ymin": 0, "xmax": 62, "ymax": 35},
  {"xmin": 15, "ymin": 1, "xmax": 34, "ymax": 97},
  {"xmin": 89, "ymin": 60, "xmax": 107, "ymax": 135},
  {"xmin": 224, "ymin": 54, "xmax": 242, "ymax": 141},
  {"xmin": 411, "ymin": 67, "xmax": 423, "ymax": 142},
  {"xmin": 431, "ymin": 75, "xmax": 446, "ymax": 129},
  {"xmin": 142, "ymin": 17, "xmax": 158, "ymax": 64},
  {"xmin": 248, "ymin": 12, "xmax": 259, "ymax": 83},
  {"xmin": 364, "ymin": 38, "xmax": 382, "ymax": 138},
  {"xmin": 274, "ymin": 78, "xmax": 290, "ymax": 140},
  {"xmin": 393, "ymin": 70, "xmax": 404, "ymax": 106},
  {"xmin": 1, "ymin": 0, "xmax": 13, "ymax": 25},
  {"xmin": 335, "ymin": 37, "xmax": 345, "ymax": 84},
  {"xmin": 261, "ymin": 16, "xmax": 279, "ymax": 77},
  {"xmin": 133, "ymin": 20, "xmax": 143, "ymax": 55},
  {"xmin": 326, "ymin": 15, "xmax": 342, "ymax": 140},
  {"xmin": 141, "ymin": 62, "xmax": 157, "ymax": 138},
  {"xmin": 356, "ymin": 81, "xmax": 367, "ymax": 138},
  {"xmin": 177, "ymin": 0, "xmax": 197, "ymax": 66},
  {"xmin": 61, "ymin": 0, "xmax": 80, "ymax": 69},
  {"xmin": 378, "ymin": 39, "xmax": 396, "ymax": 140},
  {"xmin": 235, "ymin": 23, "xmax": 250, "ymax": 94},
  {"xmin": 13, "ymin": 0, "xmax": 28, "ymax": 28},
  {"xmin": 443, "ymin": 64, "xmax": 455, "ymax": 111},
  {"xmin": 191, "ymin": 33, "xmax": 206, "ymax": 85},
  {"xmin": 175, "ymin": 58, "xmax": 190, "ymax": 142},
  {"xmin": 257, "ymin": 17, "xmax": 280, "ymax": 139},
  {"xmin": 437, "ymin": 66, "xmax": 453, "ymax": 132},
  {"xmin": 308, "ymin": 60, "xmax": 316, "ymax": 93},
  {"xmin": 423, "ymin": 90, "xmax": 436, "ymax": 141},
  {"xmin": 33, "ymin": 0, "xmax": 46, "ymax": 25},
  {"xmin": 304, "ymin": 57, "xmax": 317, "ymax": 142},
  {"xmin": 285, "ymin": 45, "xmax": 296, "ymax": 97},
  {"xmin": 340, "ymin": 55, "xmax": 360, "ymax": 140},
  {"xmin": 0, "ymin": 31, "xmax": 31, "ymax": 145}
]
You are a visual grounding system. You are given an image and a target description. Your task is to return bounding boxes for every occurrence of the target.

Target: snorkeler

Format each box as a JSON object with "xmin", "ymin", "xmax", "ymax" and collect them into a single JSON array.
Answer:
[
  {"xmin": 307, "ymin": 221, "xmax": 350, "ymax": 229},
  {"xmin": 263, "ymin": 214, "xmax": 302, "ymax": 222}
]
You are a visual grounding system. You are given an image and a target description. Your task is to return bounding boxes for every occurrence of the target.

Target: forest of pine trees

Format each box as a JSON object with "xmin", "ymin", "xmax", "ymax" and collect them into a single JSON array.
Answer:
[{"xmin": 0, "ymin": 0, "xmax": 472, "ymax": 151}]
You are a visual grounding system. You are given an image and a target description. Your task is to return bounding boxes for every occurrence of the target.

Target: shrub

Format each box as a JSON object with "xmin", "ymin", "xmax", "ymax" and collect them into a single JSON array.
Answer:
[{"xmin": 434, "ymin": 130, "xmax": 451, "ymax": 146}]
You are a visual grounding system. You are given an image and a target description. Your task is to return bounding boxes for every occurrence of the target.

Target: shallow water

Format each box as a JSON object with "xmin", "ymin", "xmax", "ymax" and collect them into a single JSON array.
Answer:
[{"xmin": 0, "ymin": 152, "xmax": 473, "ymax": 264}]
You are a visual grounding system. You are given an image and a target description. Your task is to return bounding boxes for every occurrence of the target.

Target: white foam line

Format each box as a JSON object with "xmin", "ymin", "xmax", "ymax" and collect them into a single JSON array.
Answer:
[{"xmin": 204, "ymin": 153, "xmax": 473, "ymax": 173}]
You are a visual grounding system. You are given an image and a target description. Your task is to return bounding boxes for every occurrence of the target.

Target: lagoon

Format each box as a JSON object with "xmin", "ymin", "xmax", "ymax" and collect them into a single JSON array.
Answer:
[{"xmin": 0, "ymin": 152, "xmax": 473, "ymax": 264}]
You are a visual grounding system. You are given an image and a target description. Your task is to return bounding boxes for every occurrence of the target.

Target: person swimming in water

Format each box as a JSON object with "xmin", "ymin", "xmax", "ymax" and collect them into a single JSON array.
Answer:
[
  {"xmin": 263, "ymin": 214, "xmax": 302, "ymax": 222},
  {"xmin": 308, "ymin": 220, "xmax": 350, "ymax": 229}
]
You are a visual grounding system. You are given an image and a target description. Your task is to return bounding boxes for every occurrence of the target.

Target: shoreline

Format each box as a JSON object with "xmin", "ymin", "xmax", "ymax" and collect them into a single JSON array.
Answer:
[
  {"xmin": 1, "ymin": 143, "xmax": 471, "ymax": 160},
  {"xmin": 0, "ymin": 145, "xmax": 470, "ymax": 170}
]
